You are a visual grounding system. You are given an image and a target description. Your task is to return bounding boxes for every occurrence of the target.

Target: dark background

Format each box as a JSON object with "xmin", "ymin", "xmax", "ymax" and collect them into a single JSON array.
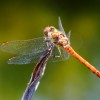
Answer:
[{"xmin": 0, "ymin": 0, "xmax": 100, "ymax": 100}]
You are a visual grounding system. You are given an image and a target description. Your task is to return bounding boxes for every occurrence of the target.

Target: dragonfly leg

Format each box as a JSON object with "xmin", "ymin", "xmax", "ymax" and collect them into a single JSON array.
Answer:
[
  {"xmin": 50, "ymin": 45, "xmax": 63, "ymax": 59},
  {"xmin": 57, "ymin": 46, "xmax": 62, "ymax": 56}
]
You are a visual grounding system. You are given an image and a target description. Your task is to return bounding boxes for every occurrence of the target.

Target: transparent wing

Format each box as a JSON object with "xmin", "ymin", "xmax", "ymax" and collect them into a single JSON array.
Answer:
[
  {"xmin": 0, "ymin": 37, "xmax": 47, "ymax": 55},
  {"xmin": 49, "ymin": 45, "xmax": 70, "ymax": 62},
  {"xmin": 58, "ymin": 17, "xmax": 71, "ymax": 41},
  {"xmin": 58, "ymin": 17, "xmax": 67, "ymax": 36},
  {"xmin": 8, "ymin": 46, "xmax": 70, "ymax": 64},
  {"xmin": 8, "ymin": 52, "xmax": 45, "ymax": 64}
]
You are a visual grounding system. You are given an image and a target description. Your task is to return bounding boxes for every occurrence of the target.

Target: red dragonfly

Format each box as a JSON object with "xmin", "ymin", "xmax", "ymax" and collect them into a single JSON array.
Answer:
[
  {"xmin": 1, "ymin": 18, "xmax": 100, "ymax": 78},
  {"xmin": 1, "ymin": 17, "xmax": 100, "ymax": 100}
]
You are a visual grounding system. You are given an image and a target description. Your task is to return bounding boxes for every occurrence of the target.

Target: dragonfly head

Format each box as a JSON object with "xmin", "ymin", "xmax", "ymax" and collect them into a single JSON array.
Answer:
[
  {"xmin": 44, "ymin": 26, "xmax": 60, "ymax": 44},
  {"xmin": 44, "ymin": 26, "xmax": 70, "ymax": 47},
  {"xmin": 44, "ymin": 26, "xmax": 58, "ymax": 37}
]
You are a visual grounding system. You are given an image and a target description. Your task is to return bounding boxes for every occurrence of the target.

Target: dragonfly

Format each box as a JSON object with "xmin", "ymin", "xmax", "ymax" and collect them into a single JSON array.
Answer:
[
  {"xmin": 1, "ymin": 17, "xmax": 100, "ymax": 99},
  {"xmin": 0, "ymin": 29, "xmax": 70, "ymax": 64},
  {"xmin": 0, "ymin": 18, "xmax": 70, "ymax": 100}
]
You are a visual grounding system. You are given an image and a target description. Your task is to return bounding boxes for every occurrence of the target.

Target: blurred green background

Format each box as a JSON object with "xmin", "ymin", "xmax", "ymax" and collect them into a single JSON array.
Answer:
[{"xmin": 0, "ymin": 0, "xmax": 100, "ymax": 100}]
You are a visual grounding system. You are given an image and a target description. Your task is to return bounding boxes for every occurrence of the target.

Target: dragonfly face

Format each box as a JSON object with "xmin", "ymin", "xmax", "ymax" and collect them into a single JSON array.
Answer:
[{"xmin": 44, "ymin": 26, "xmax": 70, "ymax": 47}]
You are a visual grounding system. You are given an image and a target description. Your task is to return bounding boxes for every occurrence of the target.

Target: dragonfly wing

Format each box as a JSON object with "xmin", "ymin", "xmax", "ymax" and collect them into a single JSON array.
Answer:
[
  {"xmin": 49, "ymin": 45, "xmax": 70, "ymax": 62},
  {"xmin": 8, "ymin": 51, "xmax": 45, "ymax": 64},
  {"xmin": 58, "ymin": 17, "xmax": 66, "ymax": 36},
  {"xmin": 0, "ymin": 37, "xmax": 47, "ymax": 55},
  {"xmin": 58, "ymin": 17, "xmax": 71, "ymax": 39},
  {"xmin": 8, "ymin": 46, "xmax": 69, "ymax": 64}
]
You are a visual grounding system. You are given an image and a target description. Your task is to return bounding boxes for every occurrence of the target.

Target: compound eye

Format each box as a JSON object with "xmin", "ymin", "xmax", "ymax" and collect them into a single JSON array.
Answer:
[{"xmin": 49, "ymin": 27, "xmax": 55, "ymax": 32}]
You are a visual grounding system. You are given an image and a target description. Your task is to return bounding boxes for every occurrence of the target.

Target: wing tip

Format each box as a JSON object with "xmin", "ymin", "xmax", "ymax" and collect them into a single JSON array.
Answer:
[{"xmin": 2, "ymin": 42, "xmax": 9, "ymax": 45}]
